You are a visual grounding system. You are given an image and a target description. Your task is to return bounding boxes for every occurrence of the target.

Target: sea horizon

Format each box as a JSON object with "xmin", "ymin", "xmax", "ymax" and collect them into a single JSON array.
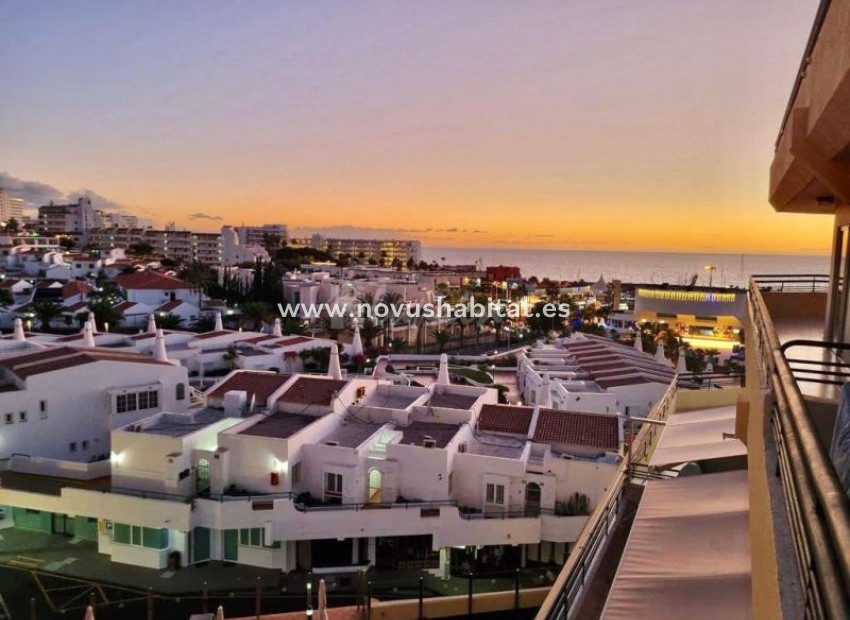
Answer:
[{"xmin": 422, "ymin": 246, "xmax": 830, "ymax": 288}]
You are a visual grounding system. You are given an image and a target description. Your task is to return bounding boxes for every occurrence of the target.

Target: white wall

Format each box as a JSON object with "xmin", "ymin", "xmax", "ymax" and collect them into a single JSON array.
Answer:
[{"xmin": 0, "ymin": 360, "xmax": 189, "ymax": 462}]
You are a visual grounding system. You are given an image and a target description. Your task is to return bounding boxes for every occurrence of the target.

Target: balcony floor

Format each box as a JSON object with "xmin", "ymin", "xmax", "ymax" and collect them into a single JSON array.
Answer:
[{"xmin": 772, "ymin": 317, "xmax": 841, "ymax": 402}]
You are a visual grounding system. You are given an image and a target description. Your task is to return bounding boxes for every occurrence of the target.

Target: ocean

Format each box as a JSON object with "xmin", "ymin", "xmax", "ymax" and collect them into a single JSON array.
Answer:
[{"xmin": 421, "ymin": 247, "xmax": 830, "ymax": 288}]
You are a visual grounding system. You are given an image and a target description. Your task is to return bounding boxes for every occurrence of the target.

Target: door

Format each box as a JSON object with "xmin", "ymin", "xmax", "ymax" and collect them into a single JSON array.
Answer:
[
  {"xmin": 525, "ymin": 483, "xmax": 542, "ymax": 517},
  {"xmin": 223, "ymin": 530, "xmax": 238, "ymax": 562},
  {"xmin": 191, "ymin": 527, "xmax": 211, "ymax": 563},
  {"xmin": 52, "ymin": 513, "xmax": 75, "ymax": 536},
  {"xmin": 196, "ymin": 459, "xmax": 211, "ymax": 495},
  {"xmin": 367, "ymin": 468, "xmax": 382, "ymax": 503}
]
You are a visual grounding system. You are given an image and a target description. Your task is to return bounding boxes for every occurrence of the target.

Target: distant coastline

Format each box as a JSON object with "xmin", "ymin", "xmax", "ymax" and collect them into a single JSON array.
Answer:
[{"xmin": 421, "ymin": 247, "xmax": 830, "ymax": 288}]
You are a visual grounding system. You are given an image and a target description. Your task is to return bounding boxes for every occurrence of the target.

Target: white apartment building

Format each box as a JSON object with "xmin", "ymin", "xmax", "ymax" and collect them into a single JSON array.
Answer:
[
  {"xmin": 232, "ymin": 224, "xmax": 288, "ymax": 247},
  {"xmin": 310, "ymin": 235, "xmax": 422, "ymax": 265},
  {"xmin": 88, "ymin": 228, "xmax": 223, "ymax": 265},
  {"xmin": 0, "ymin": 188, "xmax": 24, "ymax": 222},
  {"xmin": 0, "ymin": 355, "xmax": 633, "ymax": 576},
  {"xmin": 221, "ymin": 226, "xmax": 270, "ymax": 265},
  {"xmin": 38, "ymin": 197, "xmax": 97, "ymax": 234}
]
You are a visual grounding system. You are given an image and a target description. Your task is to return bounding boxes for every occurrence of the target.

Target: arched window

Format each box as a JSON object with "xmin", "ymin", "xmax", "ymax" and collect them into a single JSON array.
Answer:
[{"xmin": 176, "ymin": 383, "xmax": 186, "ymax": 401}]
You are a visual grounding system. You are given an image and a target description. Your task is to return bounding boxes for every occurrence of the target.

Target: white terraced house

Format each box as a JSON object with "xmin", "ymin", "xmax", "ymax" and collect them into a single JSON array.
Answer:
[
  {"xmin": 0, "ymin": 351, "xmax": 650, "ymax": 576},
  {"xmin": 519, "ymin": 333, "xmax": 677, "ymax": 419}
]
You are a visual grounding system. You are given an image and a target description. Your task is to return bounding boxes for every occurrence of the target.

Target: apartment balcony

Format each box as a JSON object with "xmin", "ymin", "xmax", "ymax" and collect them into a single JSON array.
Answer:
[{"xmin": 748, "ymin": 275, "xmax": 850, "ymax": 618}]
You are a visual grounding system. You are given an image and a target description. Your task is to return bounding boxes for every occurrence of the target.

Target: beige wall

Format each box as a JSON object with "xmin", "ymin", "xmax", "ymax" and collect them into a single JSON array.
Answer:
[
  {"xmin": 742, "ymin": 316, "xmax": 784, "ymax": 619},
  {"xmin": 675, "ymin": 386, "xmax": 743, "ymax": 412}
]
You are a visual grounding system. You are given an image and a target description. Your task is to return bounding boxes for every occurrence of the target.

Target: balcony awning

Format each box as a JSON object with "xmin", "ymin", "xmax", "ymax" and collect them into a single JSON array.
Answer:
[
  {"xmin": 649, "ymin": 405, "xmax": 747, "ymax": 467},
  {"xmin": 601, "ymin": 470, "xmax": 751, "ymax": 620}
]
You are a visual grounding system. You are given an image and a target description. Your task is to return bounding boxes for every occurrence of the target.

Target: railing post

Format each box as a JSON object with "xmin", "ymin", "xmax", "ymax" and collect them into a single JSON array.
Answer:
[
  {"xmin": 467, "ymin": 572, "xmax": 474, "ymax": 618},
  {"xmin": 147, "ymin": 587, "xmax": 154, "ymax": 620},
  {"xmin": 367, "ymin": 581, "xmax": 372, "ymax": 619},
  {"xmin": 29, "ymin": 598, "xmax": 36, "ymax": 620},
  {"xmin": 514, "ymin": 568, "xmax": 521, "ymax": 611},
  {"xmin": 255, "ymin": 575, "xmax": 262, "ymax": 620},
  {"xmin": 202, "ymin": 581, "xmax": 208, "ymax": 614},
  {"xmin": 419, "ymin": 575, "xmax": 425, "ymax": 619}
]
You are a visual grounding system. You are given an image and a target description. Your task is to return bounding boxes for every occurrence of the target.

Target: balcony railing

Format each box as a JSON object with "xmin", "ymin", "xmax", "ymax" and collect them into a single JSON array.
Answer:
[
  {"xmin": 535, "ymin": 377, "xmax": 677, "ymax": 619},
  {"xmin": 749, "ymin": 278, "xmax": 850, "ymax": 618},
  {"xmin": 752, "ymin": 273, "xmax": 831, "ymax": 293}
]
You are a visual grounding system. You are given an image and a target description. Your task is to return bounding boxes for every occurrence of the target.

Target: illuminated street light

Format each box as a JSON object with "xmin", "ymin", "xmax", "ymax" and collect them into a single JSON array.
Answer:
[{"xmin": 704, "ymin": 265, "xmax": 716, "ymax": 287}]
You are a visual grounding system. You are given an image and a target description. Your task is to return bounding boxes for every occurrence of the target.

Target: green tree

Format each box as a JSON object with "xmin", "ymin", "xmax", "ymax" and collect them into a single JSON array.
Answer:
[
  {"xmin": 358, "ymin": 318, "xmax": 382, "ymax": 349},
  {"xmin": 240, "ymin": 301, "xmax": 272, "ymax": 331},
  {"xmin": 5, "ymin": 218, "xmax": 20, "ymax": 233},
  {"xmin": 434, "ymin": 329, "xmax": 451, "ymax": 353},
  {"xmin": 0, "ymin": 289, "xmax": 13, "ymax": 306},
  {"xmin": 156, "ymin": 313, "xmax": 184, "ymax": 329},
  {"xmin": 87, "ymin": 296, "xmax": 123, "ymax": 331},
  {"xmin": 283, "ymin": 318, "xmax": 307, "ymax": 336},
  {"xmin": 181, "ymin": 261, "xmax": 214, "ymax": 310},
  {"xmin": 30, "ymin": 299, "xmax": 64, "ymax": 331}
]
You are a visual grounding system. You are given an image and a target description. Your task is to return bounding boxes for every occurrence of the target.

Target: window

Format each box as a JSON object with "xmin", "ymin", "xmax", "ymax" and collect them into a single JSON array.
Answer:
[
  {"xmin": 486, "ymin": 483, "xmax": 505, "ymax": 506},
  {"xmin": 238, "ymin": 527, "xmax": 279, "ymax": 549},
  {"xmin": 176, "ymin": 383, "xmax": 186, "ymax": 401},
  {"xmin": 114, "ymin": 523, "xmax": 168, "ymax": 549},
  {"xmin": 116, "ymin": 389, "xmax": 159, "ymax": 414},
  {"xmin": 325, "ymin": 472, "xmax": 343, "ymax": 499},
  {"xmin": 292, "ymin": 461, "xmax": 302, "ymax": 484},
  {"xmin": 69, "ymin": 442, "xmax": 77, "ymax": 453},
  {"xmin": 18, "ymin": 411, "xmax": 26, "ymax": 423},
  {"xmin": 81, "ymin": 440, "xmax": 89, "ymax": 451},
  {"xmin": 4, "ymin": 413, "xmax": 12, "ymax": 425},
  {"xmin": 39, "ymin": 400, "xmax": 47, "ymax": 419}
]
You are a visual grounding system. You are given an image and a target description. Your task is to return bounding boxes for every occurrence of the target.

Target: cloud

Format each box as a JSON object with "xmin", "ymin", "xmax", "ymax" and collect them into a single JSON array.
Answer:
[
  {"xmin": 0, "ymin": 171, "xmax": 65, "ymax": 208},
  {"xmin": 291, "ymin": 224, "xmax": 488, "ymax": 239},
  {"xmin": 188, "ymin": 212, "xmax": 223, "ymax": 221},
  {"xmin": 67, "ymin": 188, "xmax": 125, "ymax": 213},
  {"xmin": 0, "ymin": 172, "xmax": 129, "ymax": 216}
]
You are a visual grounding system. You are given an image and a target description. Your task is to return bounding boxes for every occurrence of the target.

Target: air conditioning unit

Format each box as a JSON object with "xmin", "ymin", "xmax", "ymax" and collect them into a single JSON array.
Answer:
[
  {"xmin": 423, "ymin": 436, "xmax": 436, "ymax": 448},
  {"xmin": 457, "ymin": 442, "xmax": 468, "ymax": 453},
  {"xmin": 325, "ymin": 441, "xmax": 340, "ymax": 447}
]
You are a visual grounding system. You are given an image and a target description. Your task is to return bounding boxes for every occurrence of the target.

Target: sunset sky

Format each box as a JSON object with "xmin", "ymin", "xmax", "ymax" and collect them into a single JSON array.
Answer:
[{"xmin": 0, "ymin": 0, "xmax": 832, "ymax": 253}]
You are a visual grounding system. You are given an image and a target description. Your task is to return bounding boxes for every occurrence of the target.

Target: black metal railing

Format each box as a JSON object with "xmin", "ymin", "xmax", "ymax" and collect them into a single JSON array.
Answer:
[
  {"xmin": 752, "ymin": 273, "xmax": 831, "ymax": 293},
  {"xmin": 781, "ymin": 339, "xmax": 850, "ymax": 386},
  {"xmin": 749, "ymin": 279, "xmax": 850, "ymax": 618},
  {"xmin": 535, "ymin": 379, "xmax": 677, "ymax": 619}
]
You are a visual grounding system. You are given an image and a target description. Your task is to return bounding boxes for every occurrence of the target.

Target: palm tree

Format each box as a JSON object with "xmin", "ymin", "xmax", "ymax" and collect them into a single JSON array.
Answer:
[
  {"xmin": 182, "ymin": 261, "xmax": 214, "ymax": 310},
  {"xmin": 358, "ymin": 318, "xmax": 382, "ymax": 349},
  {"xmin": 87, "ymin": 296, "xmax": 123, "ymax": 331},
  {"xmin": 156, "ymin": 313, "xmax": 184, "ymax": 329},
  {"xmin": 434, "ymin": 329, "xmax": 451, "ymax": 353},
  {"xmin": 30, "ymin": 300, "xmax": 63, "ymax": 332},
  {"xmin": 239, "ymin": 301, "xmax": 272, "ymax": 332},
  {"xmin": 283, "ymin": 318, "xmax": 307, "ymax": 336},
  {"xmin": 379, "ymin": 292, "xmax": 404, "ymax": 340},
  {"xmin": 318, "ymin": 310, "xmax": 351, "ymax": 340}
]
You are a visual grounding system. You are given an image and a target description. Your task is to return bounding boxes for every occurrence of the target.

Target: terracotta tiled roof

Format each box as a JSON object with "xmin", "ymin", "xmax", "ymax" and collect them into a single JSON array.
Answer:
[
  {"xmin": 156, "ymin": 300, "xmax": 184, "ymax": 313},
  {"xmin": 192, "ymin": 330, "xmax": 232, "ymax": 340},
  {"xmin": 477, "ymin": 404, "xmax": 534, "ymax": 435},
  {"xmin": 532, "ymin": 408, "xmax": 619, "ymax": 451},
  {"xmin": 593, "ymin": 375, "xmax": 666, "ymax": 388},
  {"xmin": 114, "ymin": 271, "xmax": 191, "ymax": 290},
  {"xmin": 0, "ymin": 346, "xmax": 173, "ymax": 380},
  {"xmin": 63, "ymin": 301, "xmax": 88, "ymax": 313},
  {"xmin": 114, "ymin": 301, "xmax": 139, "ymax": 313},
  {"xmin": 61, "ymin": 281, "xmax": 93, "ymax": 298},
  {"xmin": 278, "ymin": 377, "xmax": 348, "ymax": 406},
  {"xmin": 207, "ymin": 371, "xmax": 292, "ymax": 407},
  {"xmin": 278, "ymin": 336, "xmax": 314, "ymax": 346}
]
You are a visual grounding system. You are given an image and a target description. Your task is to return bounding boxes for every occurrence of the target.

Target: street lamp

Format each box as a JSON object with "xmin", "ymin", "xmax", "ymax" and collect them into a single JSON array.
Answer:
[{"xmin": 704, "ymin": 265, "xmax": 716, "ymax": 287}]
